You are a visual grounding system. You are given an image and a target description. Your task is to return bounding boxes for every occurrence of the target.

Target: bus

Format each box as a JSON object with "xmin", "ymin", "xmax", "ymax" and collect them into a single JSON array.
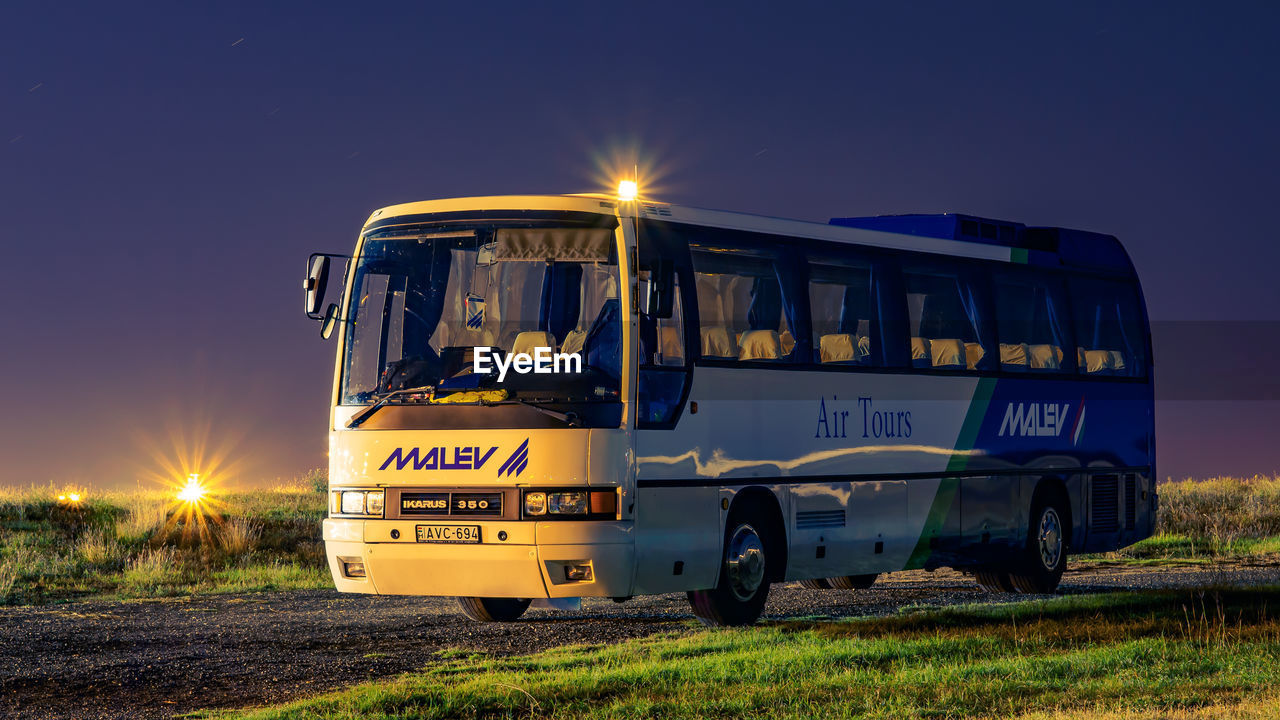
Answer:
[{"xmin": 302, "ymin": 189, "xmax": 1155, "ymax": 626}]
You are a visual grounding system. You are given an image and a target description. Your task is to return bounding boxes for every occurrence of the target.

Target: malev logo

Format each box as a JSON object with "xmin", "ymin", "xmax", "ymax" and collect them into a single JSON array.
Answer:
[
  {"xmin": 378, "ymin": 439, "xmax": 531, "ymax": 477},
  {"xmin": 997, "ymin": 402, "xmax": 1075, "ymax": 438},
  {"xmin": 496, "ymin": 438, "xmax": 530, "ymax": 478}
]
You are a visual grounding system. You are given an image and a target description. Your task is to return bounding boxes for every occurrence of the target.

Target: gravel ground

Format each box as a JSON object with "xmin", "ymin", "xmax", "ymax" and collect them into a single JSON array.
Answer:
[{"xmin": 2, "ymin": 561, "xmax": 1278, "ymax": 720}]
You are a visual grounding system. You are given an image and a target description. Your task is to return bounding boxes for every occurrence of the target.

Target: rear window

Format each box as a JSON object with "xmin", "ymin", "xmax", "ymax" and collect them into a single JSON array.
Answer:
[{"xmin": 1069, "ymin": 276, "xmax": 1147, "ymax": 377}]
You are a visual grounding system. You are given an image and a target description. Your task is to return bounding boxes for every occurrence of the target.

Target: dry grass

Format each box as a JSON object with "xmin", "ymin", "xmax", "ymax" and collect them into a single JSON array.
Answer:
[
  {"xmin": 0, "ymin": 477, "xmax": 328, "ymax": 604},
  {"xmin": 1158, "ymin": 476, "xmax": 1280, "ymax": 542},
  {"xmin": 217, "ymin": 517, "xmax": 261, "ymax": 556}
]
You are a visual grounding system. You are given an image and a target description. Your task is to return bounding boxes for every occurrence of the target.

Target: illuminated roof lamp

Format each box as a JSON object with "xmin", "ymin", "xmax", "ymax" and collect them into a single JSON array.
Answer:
[{"xmin": 617, "ymin": 179, "xmax": 638, "ymax": 202}]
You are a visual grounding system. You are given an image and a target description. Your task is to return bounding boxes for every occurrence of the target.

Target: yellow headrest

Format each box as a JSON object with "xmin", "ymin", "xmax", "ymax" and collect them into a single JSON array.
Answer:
[
  {"xmin": 820, "ymin": 334, "xmax": 856, "ymax": 363},
  {"xmin": 738, "ymin": 330, "xmax": 781, "ymax": 361},
  {"xmin": 701, "ymin": 327, "xmax": 735, "ymax": 357},
  {"xmin": 930, "ymin": 338, "xmax": 965, "ymax": 367},
  {"xmin": 512, "ymin": 331, "xmax": 555, "ymax": 356},
  {"xmin": 1028, "ymin": 344, "xmax": 1061, "ymax": 370}
]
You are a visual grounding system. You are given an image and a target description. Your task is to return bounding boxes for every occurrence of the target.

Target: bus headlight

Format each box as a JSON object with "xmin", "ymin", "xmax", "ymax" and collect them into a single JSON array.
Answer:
[
  {"xmin": 341, "ymin": 491, "xmax": 365, "ymax": 515},
  {"xmin": 548, "ymin": 491, "xmax": 588, "ymax": 515},
  {"xmin": 524, "ymin": 492, "xmax": 547, "ymax": 516},
  {"xmin": 522, "ymin": 489, "xmax": 618, "ymax": 518},
  {"xmin": 333, "ymin": 489, "xmax": 385, "ymax": 517}
]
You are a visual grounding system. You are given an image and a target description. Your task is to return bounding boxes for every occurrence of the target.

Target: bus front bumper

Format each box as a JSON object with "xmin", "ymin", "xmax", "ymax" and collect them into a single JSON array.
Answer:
[{"xmin": 322, "ymin": 518, "xmax": 634, "ymax": 599}]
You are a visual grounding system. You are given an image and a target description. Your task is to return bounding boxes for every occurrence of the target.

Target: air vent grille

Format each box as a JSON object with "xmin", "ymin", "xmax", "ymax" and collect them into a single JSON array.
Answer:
[
  {"xmin": 796, "ymin": 509, "xmax": 845, "ymax": 529},
  {"xmin": 1124, "ymin": 474, "xmax": 1137, "ymax": 531},
  {"xmin": 1092, "ymin": 475, "xmax": 1119, "ymax": 532}
]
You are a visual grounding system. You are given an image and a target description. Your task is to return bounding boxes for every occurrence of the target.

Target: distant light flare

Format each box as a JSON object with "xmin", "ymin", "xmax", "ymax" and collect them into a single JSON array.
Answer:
[
  {"xmin": 57, "ymin": 489, "xmax": 85, "ymax": 505},
  {"xmin": 132, "ymin": 414, "xmax": 248, "ymax": 542},
  {"xmin": 177, "ymin": 474, "xmax": 206, "ymax": 503},
  {"xmin": 617, "ymin": 179, "xmax": 638, "ymax": 202}
]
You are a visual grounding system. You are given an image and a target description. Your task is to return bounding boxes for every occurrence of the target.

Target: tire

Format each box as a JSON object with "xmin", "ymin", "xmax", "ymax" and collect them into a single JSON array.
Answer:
[
  {"xmin": 799, "ymin": 578, "xmax": 832, "ymax": 590},
  {"xmin": 973, "ymin": 570, "xmax": 1015, "ymax": 593},
  {"xmin": 455, "ymin": 597, "xmax": 531, "ymax": 622},
  {"xmin": 1007, "ymin": 493, "xmax": 1068, "ymax": 594},
  {"xmin": 687, "ymin": 506, "xmax": 774, "ymax": 626},
  {"xmin": 829, "ymin": 574, "xmax": 878, "ymax": 590}
]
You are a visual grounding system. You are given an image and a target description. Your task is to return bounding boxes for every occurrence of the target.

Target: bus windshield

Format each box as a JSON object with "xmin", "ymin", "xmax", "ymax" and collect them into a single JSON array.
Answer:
[{"xmin": 341, "ymin": 217, "xmax": 623, "ymax": 410}]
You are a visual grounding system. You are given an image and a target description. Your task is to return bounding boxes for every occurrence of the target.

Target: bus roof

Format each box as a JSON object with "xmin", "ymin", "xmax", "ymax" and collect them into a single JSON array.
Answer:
[{"xmin": 365, "ymin": 196, "xmax": 1136, "ymax": 275}]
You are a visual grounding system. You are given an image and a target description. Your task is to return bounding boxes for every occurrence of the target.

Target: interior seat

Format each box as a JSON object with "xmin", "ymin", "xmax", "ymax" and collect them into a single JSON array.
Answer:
[
  {"xmin": 561, "ymin": 330, "xmax": 587, "ymax": 357},
  {"xmin": 1081, "ymin": 349, "xmax": 1114, "ymax": 373},
  {"xmin": 911, "ymin": 337, "xmax": 932, "ymax": 368},
  {"xmin": 1000, "ymin": 342, "xmax": 1029, "ymax": 369},
  {"xmin": 511, "ymin": 331, "xmax": 556, "ymax": 356},
  {"xmin": 1028, "ymin": 344, "xmax": 1062, "ymax": 370},
  {"xmin": 929, "ymin": 338, "xmax": 965, "ymax": 368},
  {"xmin": 964, "ymin": 342, "xmax": 986, "ymax": 370},
  {"xmin": 738, "ymin": 330, "xmax": 782, "ymax": 361},
  {"xmin": 701, "ymin": 327, "xmax": 735, "ymax": 358},
  {"xmin": 658, "ymin": 326, "xmax": 684, "ymax": 364}
]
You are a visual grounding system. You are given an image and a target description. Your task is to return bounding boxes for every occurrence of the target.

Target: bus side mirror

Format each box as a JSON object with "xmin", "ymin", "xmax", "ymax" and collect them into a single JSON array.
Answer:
[
  {"xmin": 304, "ymin": 255, "xmax": 331, "ymax": 319},
  {"xmin": 320, "ymin": 303, "xmax": 340, "ymax": 339},
  {"xmin": 646, "ymin": 259, "xmax": 675, "ymax": 319}
]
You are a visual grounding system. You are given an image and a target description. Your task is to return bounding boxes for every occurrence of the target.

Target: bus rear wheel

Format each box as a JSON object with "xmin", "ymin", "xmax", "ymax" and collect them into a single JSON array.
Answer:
[
  {"xmin": 687, "ymin": 511, "xmax": 773, "ymax": 626},
  {"xmin": 799, "ymin": 578, "xmax": 832, "ymax": 589},
  {"xmin": 456, "ymin": 597, "xmax": 531, "ymax": 622},
  {"xmin": 1007, "ymin": 495, "xmax": 1068, "ymax": 594},
  {"xmin": 829, "ymin": 574, "xmax": 878, "ymax": 590},
  {"xmin": 973, "ymin": 570, "xmax": 1015, "ymax": 593}
]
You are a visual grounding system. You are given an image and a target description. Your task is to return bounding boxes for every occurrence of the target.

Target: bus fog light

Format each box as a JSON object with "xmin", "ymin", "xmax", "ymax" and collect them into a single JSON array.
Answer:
[
  {"xmin": 564, "ymin": 563, "xmax": 593, "ymax": 581},
  {"xmin": 525, "ymin": 492, "xmax": 547, "ymax": 516},
  {"xmin": 548, "ymin": 491, "xmax": 588, "ymax": 515},
  {"xmin": 341, "ymin": 491, "xmax": 366, "ymax": 515},
  {"xmin": 365, "ymin": 490, "xmax": 384, "ymax": 516},
  {"xmin": 338, "ymin": 556, "xmax": 366, "ymax": 578}
]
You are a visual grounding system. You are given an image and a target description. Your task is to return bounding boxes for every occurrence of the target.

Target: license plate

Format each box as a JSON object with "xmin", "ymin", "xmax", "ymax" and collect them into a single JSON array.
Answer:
[{"xmin": 416, "ymin": 524, "xmax": 481, "ymax": 544}]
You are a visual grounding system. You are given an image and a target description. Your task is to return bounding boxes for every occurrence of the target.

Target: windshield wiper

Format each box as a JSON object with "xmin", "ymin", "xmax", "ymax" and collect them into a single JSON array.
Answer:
[
  {"xmin": 346, "ymin": 385, "xmax": 436, "ymax": 428},
  {"xmin": 504, "ymin": 398, "xmax": 583, "ymax": 427},
  {"xmin": 432, "ymin": 396, "xmax": 583, "ymax": 427}
]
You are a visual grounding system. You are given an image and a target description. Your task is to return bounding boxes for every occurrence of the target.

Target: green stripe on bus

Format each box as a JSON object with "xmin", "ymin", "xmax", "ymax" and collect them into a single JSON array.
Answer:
[
  {"xmin": 1010, "ymin": 247, "xmax": 1029, "ymax": 264},
  {"xmin": 905, "ymin": 378, "xmax": 996, "ymax": 568}
]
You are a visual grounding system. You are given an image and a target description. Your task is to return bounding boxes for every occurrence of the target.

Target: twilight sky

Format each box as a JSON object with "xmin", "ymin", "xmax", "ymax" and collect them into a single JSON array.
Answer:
[{"xmin": 2, "ymin": 1, "xmax": 1278, "ymax": 489}]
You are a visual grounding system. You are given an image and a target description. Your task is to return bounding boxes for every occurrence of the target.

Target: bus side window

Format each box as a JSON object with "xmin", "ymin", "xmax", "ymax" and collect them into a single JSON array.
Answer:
[
  {"xmin": 691, "ymin": 246, "xmax": 800, "ymax": 363},
  {"xmin": 808, "ymin": 257, "xmax": 878, "ymax": 367},
  {"xmin": 1070, "ymin": 276, "xmax": 1147, "ymax": 377},
  {"xmin": 901, "ymin": 265, "xmax": 996, "ymax": 372},
  {"xmin": 993, "ymin": 270, "xmax": 1075, "ymax": 373}
]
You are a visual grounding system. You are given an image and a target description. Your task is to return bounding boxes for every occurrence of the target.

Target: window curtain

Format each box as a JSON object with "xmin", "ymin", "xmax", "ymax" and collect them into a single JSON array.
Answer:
[
  {"xmin": 403, "ymin": 241, "xmax": 452, "ymax": 358},
  {"xmin": 955, "ymin": 272, "xmax": 996, "ymax": 369},
  {"xmin": 871, "ymin": 260, "xmax": 907, "ymax": 367},
  {"xmin": 775, "ymin": 252, "xmax": 810, "ymax": 361},
  {"xmin": 539, "ymin": 262, "xmax": 582, "ymax": 344},
  {"xmin": 1043, "ymin": 284, "xmax": 1076, "ymax": 370}
]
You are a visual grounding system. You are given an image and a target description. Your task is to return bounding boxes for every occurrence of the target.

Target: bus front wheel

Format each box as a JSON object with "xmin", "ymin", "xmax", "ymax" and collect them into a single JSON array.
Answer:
[
  {"xmin": 687, "ymin": 510, "xmax": 773, "ymax": 626},
  {"xmin": 456, "ymin": 597, "xmax": 531, "ymax": 622}
]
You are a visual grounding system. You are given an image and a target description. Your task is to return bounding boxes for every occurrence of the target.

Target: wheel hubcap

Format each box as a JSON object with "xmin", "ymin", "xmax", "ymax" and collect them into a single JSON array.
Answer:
[
  {"xmin": 725, "ymin": 523, "xmax": 766, "ymax": 601},
  {"xmin": 1038, "ymin": 508, "xmax": 1063, "ymax": 570}
]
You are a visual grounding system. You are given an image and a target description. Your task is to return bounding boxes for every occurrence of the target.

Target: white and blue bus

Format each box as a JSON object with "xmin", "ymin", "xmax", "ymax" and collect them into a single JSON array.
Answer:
[{"xmin": 303, "ymin": 189, "xmax": 1154, "ymax": 626}]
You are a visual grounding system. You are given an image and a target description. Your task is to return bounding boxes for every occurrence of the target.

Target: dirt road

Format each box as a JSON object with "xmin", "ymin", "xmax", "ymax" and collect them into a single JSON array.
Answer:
[{"xmin": 3, "ymin": 561, "xmax": 1277, "ymax": 719}]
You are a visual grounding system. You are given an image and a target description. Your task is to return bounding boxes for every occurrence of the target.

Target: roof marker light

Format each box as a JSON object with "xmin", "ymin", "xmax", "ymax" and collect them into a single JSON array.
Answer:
[{"xmin": 617, "ymin": 179, "xmax": 638, "ymax": 202}]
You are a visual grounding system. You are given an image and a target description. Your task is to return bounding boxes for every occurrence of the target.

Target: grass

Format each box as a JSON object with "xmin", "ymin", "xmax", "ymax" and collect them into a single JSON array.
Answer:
[
  {"xmin": 3, "ymin": 474, "xmax": 1279, "ymax": 605},
  {"xmin": 1084, "ymin": 476, "xmax": 1280, "ymax": 565},
  {"xmin": 0, "ymin": 478, "xmax": 329, "ymax": 604},
  {"xmin": 206, "ymin": 587, "xmax": 1280, "ymax": 719}
]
